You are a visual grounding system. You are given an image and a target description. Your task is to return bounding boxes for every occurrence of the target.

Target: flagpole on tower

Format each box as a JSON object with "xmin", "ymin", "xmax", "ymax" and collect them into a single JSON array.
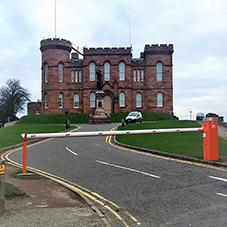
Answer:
[{"xmin": 55, "ymin": 0, "xmax": 57, "ymax": 37}]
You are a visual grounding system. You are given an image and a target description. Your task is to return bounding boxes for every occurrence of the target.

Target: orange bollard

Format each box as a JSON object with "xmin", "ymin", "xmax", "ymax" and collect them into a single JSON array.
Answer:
[
  {"xmin": 23, "ymin": 134, "xmax": 27, "ymax": 175},
  {"xmin": 203, "ymin": 117, "xmax": 219, "ymax": 161}
]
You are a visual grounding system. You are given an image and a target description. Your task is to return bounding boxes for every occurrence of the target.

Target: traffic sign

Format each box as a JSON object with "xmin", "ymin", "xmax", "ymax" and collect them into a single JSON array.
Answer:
[{"xmin": 0, "ymin": 164, "xmax": 5, "ymax": 175}]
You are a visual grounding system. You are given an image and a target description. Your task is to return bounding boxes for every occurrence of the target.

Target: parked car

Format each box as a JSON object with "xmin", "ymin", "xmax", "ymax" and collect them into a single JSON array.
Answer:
[
  {"xmin": 206, "ymin": 112, "xmax": 218, "ymax": 118},
  {"xmin": 196, "ymin": 112, "xmax": 204, "ymax": 120},
  {"xmin": 125, "ymin": 111, "xmax": 142, "ymax": 124}
]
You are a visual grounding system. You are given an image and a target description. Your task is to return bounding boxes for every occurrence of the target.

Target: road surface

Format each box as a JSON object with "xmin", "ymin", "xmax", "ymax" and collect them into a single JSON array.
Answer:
[{"xmin": 7, "ymin": 123, "xmax": 227, "ymax": 226}]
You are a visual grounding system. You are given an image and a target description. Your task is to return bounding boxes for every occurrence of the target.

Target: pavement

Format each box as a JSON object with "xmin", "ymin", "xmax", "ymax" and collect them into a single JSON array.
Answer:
[
  {"xmin": 0, "ymin": 121, "xmax": 227, "ymax": 226},
  {"xmin": 0, "ymin": 207, "xmax": 105, "ymax": 227}
]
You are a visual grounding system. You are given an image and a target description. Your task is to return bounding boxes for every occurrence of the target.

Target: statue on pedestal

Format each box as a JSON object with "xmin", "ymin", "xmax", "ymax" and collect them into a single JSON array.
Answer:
[
  {"xmin": 96, "ymin": 69, "xmax": 103, "ymax": 90},
  {"xmin": 89, "ymin": 69, "xmax": 111, "ymax": 124}
]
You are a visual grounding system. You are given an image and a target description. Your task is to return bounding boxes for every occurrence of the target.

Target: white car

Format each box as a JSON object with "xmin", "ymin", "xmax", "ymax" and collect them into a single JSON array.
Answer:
[{"xmin": 125, "ymin": 111, "xmax": 142, "ymax": 124}]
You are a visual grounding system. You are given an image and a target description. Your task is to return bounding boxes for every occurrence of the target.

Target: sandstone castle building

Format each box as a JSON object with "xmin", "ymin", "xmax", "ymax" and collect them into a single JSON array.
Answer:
[{"xmin": 28, "ymin": 38, "xmax": 174, "ymax": 115}]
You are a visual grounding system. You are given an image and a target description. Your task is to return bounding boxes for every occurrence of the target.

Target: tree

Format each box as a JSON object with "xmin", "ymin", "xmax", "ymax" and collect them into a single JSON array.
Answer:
[{"xmin": 0, "ymin": 79, "xmax": 31, "ymax": 126}]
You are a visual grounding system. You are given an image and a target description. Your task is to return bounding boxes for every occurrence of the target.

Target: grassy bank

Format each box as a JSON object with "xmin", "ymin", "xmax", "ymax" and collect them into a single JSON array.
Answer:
[
  {"xmin": 116, "ymin": 120, "xmax": 227, "ymax": 159},
  {"xmin": 111, "ymin": 112, "xmax": 176, "ymax": 123},
  {"xmin": 17, "ymin": 113, "xmax": 90, "ymax": 124},
  {"xmin": 17, "ymin": 112, "xmax": 176, "ymax": 124}
]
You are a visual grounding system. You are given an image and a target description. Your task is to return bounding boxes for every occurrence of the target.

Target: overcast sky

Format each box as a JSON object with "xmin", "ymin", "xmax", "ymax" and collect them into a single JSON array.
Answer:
[{"xmin": 0, "ymin": 0, "xmax": 226, "ymax": 121}]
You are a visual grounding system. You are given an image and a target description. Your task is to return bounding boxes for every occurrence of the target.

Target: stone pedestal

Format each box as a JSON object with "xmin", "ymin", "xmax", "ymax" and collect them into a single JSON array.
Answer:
[{"xmin": 89, "ymin": 91, "xmax": 111, "ymax": 124}]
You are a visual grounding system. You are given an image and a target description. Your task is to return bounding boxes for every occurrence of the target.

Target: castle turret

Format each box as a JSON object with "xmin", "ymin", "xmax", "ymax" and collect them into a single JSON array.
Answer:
[
  {"xmin": 40, "ymin": 38, "xmax": 72, "ymax": 65},
  {"xmin": 40, "ymin": 38, "xmax": 72, "ymax": 114}
]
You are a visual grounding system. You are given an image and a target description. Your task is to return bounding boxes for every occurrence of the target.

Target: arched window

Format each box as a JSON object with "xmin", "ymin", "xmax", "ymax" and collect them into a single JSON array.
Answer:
[
  {"xmin": 79, "ymin": 71, "xmax": 82, "ymax": 82},
  {"xmin": 44, "ymin": 93, "xmax": 48, "ymax": 109},
  {"xmin": 59, "ymin": 63, "xmax": 63, "ymax": 82},
  {"xmin": 45, "ymin": 63, "xmax": 48, "ymax": 83},
  {"xmin": 157, "ymin": 62, "xmax": 162, "ymax": 81},
  {"xmin": 141, "ymin": 70, "xmax": 144, "ymax": 81},
  {"xmin": 136, "ymin": 92, "xmax": 142, "ymax": 108},
  {"xmin": 133, "ymin": 70, "xmax": 136, "ymax": 81},
  {"xmin": 119, "ymin": 62, "xmax": 125, "ymax": 81},
  {"xmin": 74, "ymin": 93, "xmax": 79, "ymax": 108},
  {"xmin": 71, "ymin": 71, "xmax": 74, "ymax": 82},
  {"xmin": 59, "ymin": 93, "xmax": 63, "ymax": 108},
  {"xmin": 75, "ymin": 71, "xmax": 78, "ymax": 82},
  {"xmin": 104, "ymin": 62, "xmax": 110, "ymax": 81},
  {"xmin": 157, "ymin": 92, "xmax": 163, "ymax": 107},
  {"xmin": 137, "ymin": 70, "xmax": 140, "ymax": 82},
  {"xmin": 89, "ymin": 62, "xmax": 95, "ymax": 81},
  {"xmin": 90, "ymin": 92, "xmax": 95, "ymax": 107},
  {"xmin": 119, "ymin": 92, "xmax": 125, "ymax": 107}
]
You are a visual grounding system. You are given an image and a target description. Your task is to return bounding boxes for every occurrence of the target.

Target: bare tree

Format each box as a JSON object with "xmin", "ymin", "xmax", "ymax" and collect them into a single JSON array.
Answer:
[{"xmin": 0, "ymin": 79, "xmax": 31, "ymax": 125}]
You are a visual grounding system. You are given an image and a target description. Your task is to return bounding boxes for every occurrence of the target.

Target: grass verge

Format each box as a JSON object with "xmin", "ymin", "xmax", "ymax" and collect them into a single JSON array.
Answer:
[
  {"xmin": 0, "ymin": 124, "xmax": 75, "ymax": 149},
  {"xmin": 116, "ymin": 120, "xmax": 227, "ymax": 159},
  {"xmin": 5, "ymin": 182, "xmax": 25, "ymax": 198},
  {"xmin": 11, "ymin": 168, "xmax": 45, "ymax": 179}
]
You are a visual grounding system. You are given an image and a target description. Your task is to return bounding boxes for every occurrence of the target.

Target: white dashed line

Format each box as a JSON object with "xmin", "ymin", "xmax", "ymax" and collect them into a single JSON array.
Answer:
[
  {"xmin": 96, "ymin": 160, "xmax": 160, "ymax": 179},
  {"xmin": 66, "ymin": 147, "xmax": 78, "ymax": 156},
  {"xmin": 209, "ymin": 176, "xmax": 227, "ymax": 183},
  {"xmin": 216, "ymin": 193, "xmax": 227, "ymax": 197}
]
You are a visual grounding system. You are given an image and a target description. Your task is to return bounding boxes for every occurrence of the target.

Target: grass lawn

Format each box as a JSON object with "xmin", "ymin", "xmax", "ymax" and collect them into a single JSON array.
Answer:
[
  {"xmin": 0, "ymin": 124, "xmax": 74, "ymax": 149},
  {"xmin": 116, "ymin": 120, "xmax": 227, "ymax": 159}
]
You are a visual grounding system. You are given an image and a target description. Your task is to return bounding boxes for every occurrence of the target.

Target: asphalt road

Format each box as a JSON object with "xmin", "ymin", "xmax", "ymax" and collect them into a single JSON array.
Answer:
[{"xmin": 9, "ymin": 123, "xmax": 227, "ymax": 226}]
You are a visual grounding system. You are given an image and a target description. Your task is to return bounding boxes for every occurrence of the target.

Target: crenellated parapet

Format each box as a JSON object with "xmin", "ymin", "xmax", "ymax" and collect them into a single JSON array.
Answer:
[
  {"xmin": 143, "ymin": 44, "xmax": 174, "ymax": 55},
  {"xmin": 84, "ymin": 47, "xmax": 131, "ymax": 56},
  {"xmin": 40, "ymin": 38, "xmax": 72, "ymax": 52}
]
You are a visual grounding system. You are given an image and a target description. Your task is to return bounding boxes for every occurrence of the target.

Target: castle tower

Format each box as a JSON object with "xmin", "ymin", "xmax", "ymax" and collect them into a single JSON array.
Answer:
[{"xmin": 40, "ymin": 38, "xmax": 72, "ymax": 114}]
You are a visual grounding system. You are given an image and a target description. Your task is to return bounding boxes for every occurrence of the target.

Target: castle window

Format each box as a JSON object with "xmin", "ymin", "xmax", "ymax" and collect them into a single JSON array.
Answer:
[
  {"xmin": 44, "ymin": 93, "xmax": 48, "ymax": 109},
  {"xmin": 75, "ymin": 71, "xmax": 78, "ymax": 82},
  {"xmin": 90, "ymin": 92, "xmax": 95, "ymax": 107},
  {"xmin": 141, "ymin": 70, "xmax": 144, "ymax": 81},
  {"xmin": 134, "ymin": 70, "xmax": 136, "ymax": 81},
  {"xmin": 119, "ymin": 62, "xmax": 125, "ymax": 81},
  {"xmin": 104, "ymin": 62, "xmax": 110, "ymax": 81},
  {"xmin": 71, "ymin": 71, "xmax": 74, "ymax": 82},
  {"xmin": 157, "ymin": 62, "xmax": 162, "ymax": 81},
  {"xmin": 137, "ymin": 70, "xmax": 140, "ymax": 82},
  {"xmin": 74, "ymin": 93, "xmax": 79, "ymax": 108},
  {"xmin": 136, "ymin": 92, "xmax": 142, "ymax": 108},
  {"xmin": 79, "ymin": 71, "xmax": 82, "ymax": 82},
  {"xmin": 157, "ymin": 92, "xmax": 163, "ymax": 107},
  {"xmin": 45, "ymin": 64, "xmax": 48, "ymax": 83},
  {"xmin": 59, "ymin": 63, "xmax": 63, "ymax": 82},
  {"xmin": 59, "ymin": 93, "xmax": 63, "ymax": 108},
  {"xmin": 90, "ymin": 62, "xmax": 95, "ymax": 81},
  {"xmin": 119, "ymin": 92, "xmax": 125, "ymax": 107}
]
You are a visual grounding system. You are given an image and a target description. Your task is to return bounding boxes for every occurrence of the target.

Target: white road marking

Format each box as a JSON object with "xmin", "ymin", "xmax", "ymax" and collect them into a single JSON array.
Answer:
[
  {"xmin": 96, "ymin": 160, "xmax": 160, "ymax": 179},
  {"xmin": 66, "ymin": 147, "xmax": 78, "ymax": 156},
  {"xmin": 209, "ymin": 176, "xmax": 227, "ymax": 183},
  {"xmin": 216, "ymin": 193, "xmax": 227, "ymax": 197}
]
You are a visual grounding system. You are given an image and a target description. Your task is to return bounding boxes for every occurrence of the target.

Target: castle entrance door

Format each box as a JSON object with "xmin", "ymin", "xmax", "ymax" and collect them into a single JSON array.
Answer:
[{"xmin": 103, "ymin": 95, "xmax": 112, "ymax": 113}]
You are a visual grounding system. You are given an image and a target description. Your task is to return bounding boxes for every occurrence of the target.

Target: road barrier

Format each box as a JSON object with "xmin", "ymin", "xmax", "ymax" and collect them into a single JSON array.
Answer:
[{"xmin": 20, "ymin": 118, "xmax": 218, "ymax": 174}]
